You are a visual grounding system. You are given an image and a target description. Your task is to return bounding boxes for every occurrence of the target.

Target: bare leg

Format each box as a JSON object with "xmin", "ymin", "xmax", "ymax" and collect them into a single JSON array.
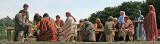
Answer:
[{"xmin": 72, "ymin": 36, "xmax": 76, "ymax": 42}]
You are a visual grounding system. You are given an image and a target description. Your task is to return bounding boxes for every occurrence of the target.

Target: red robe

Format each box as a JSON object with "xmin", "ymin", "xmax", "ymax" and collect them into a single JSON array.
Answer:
[
  {"xmin": 38, "ymin": 17, "xmax": 57, "ymax": 42},
  {"xmin": 143, "ymin": 5, "xmax": 158, "ymax": 41}
]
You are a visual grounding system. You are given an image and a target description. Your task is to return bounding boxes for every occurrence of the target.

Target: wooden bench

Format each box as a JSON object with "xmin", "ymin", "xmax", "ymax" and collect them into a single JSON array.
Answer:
[
  {"xmin": 6, "ymin": 27, "xmax": 104, "ymax": 41},
  {"xmin": 7, "ymin": 27, "xmax": 15, "ymax": 41}
]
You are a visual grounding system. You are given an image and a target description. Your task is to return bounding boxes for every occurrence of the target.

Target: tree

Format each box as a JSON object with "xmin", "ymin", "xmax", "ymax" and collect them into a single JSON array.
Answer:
[
  {"xmin": 89, "ymin": 2, "xmax": 146, "ymax": 25},
  {"xmin": 88, "ymin": 1, "xmax": 160, "ymax": 29}
]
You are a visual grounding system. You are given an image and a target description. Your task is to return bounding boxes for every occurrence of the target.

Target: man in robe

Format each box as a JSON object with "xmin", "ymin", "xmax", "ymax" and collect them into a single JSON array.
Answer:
[
  {"xmin": 38, "ymin": 13, "xmax": 57, "ymax": 42},
  {"xmin": 104, "ymin": 16, "xmax": 115, "ymax": 42},
  {"xmin": 123, "ymin": 16, "xmax": 134, "ymax": 41},
  {"xmin": 58, "ymin": 12, "xmax": 77, "ymax": 42},
  {"xmin": 80, "ymin": 19, "xmax": 96, "ymax": 42},
  {"xmin": 143, "ymin": 5, "xmax": 158, "ymax": 41},
  {"xmin": 55, "ymin": 15, "xmax": 65, "ymax": 28},
  {"xmin": 134, "ymin": 9, "xmax": 146, "ymax": 41}
]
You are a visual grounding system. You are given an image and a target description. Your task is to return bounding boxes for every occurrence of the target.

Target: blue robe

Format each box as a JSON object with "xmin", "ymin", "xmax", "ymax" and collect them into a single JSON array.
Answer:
[
  {"xmin": 118, "ymin": 13, "xmax": 126, "ymax": 27},
  {"xmin": 134, "ymin": 10, "xmax": 146, "ymax": 40}
]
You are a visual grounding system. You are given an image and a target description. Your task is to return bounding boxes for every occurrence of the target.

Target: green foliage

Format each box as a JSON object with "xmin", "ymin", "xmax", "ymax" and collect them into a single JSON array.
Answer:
[
  {"xmin": 0, "ymin": 16, "xmax": 14, "ymax": 38},
  {"xmin": 88, "ymin": 1, "xmax": 160, "ymax": 29},
  {"xmin": 147, "ymin": 0, "xmax": 160, "ymax": 28},
  {"xmin": 0, "ymin": 16, "xmax": 33, "ymax": 38},
  {"xmin": 89, "ymin": 2, "xmax": 147, "ymax": 25}
]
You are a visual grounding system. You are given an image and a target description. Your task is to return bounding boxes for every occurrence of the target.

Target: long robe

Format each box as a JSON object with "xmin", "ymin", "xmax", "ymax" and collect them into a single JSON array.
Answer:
[
  {"xmin": 118, "ymin": 13, "xmax": 126, "ymax": 27},
  {"xmin": 143, "ymin": 5, "xmax": 158, "ymax": 41},
  {"xmin": 80, "ymin": 21, "xmax": 96, "ymax": 41},
  {"xmin": 134, "ymin": 10, "xmax": 146, "ymax": 40},
  {"xmin": 58, "ymin": 17, "xmax": 77, "ymax": 42},
  {"xmin": 123, "ymin": 20, "xmax": 134, "ymax": 41},
  {"xmin": 38, "ymin": 17, "xmax": 57, "ymax": 42},
  {"xmin": 114, "ymin": 22, "xmax": 123, "ymax": 41},
  {"xmin": 104, "ymin": 21, "xmax": 115, "ymax": 42}
]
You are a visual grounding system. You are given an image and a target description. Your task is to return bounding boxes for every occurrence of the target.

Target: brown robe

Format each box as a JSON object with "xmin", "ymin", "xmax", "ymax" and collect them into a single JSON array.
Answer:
[{"xmin": 38, "ymin": 17, "xmax": 57, "ymax": 42}]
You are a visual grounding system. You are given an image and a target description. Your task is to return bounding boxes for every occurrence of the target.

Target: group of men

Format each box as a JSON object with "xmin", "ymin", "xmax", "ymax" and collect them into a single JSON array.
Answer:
[
  {"xmin": 14, "ymin": 4, "xmax": 77, "ymax": 42},
  {"xmin": 14, "ymin": 4, "xmax": 158, "ymax": 42}
]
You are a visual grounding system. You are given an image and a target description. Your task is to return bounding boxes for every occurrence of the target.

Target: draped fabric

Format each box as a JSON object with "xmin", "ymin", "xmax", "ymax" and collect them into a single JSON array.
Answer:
[
  {"xmin": 118, "ymin": 12, "xmax": 126, "ymax": 27},
  {"xmin": 104, "ymin": 20, "xmax": 115, "ymax": 42},
  {"xmin": 123, "ymin": 16, "xmax": 134, "ymax": 41},
  {"xmin": 58, "ymin": 17, "xmax": 77, "ymax": 42},
  {"xmin": 80, "ymin": 21, "xmax": 95, "ymax": 41},
  {"xmin": 143, "ymin": 5, "xmax": 158, "ymax": 41},
  {"xmin": 134, "ymin": 10, "xmax": 146, "ymax": 40},
  {"xmin": 38, "ymin": 17, "xmax": 57, "ymax": 42},
  {"xmin": 115, "ymin": 22, "xmax": 120, "ymax": 30}
]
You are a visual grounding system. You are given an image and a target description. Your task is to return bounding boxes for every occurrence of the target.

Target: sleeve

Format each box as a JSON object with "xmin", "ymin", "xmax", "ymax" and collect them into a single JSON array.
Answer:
[
  {"xmin": 61, "ymin": 20, "xmax": 65, "ymax": 26},
  {"xmin": 141, "ymin": 15, "xmax": 144, "ymax": 20},
  {"xmin": 25, "ymin": 11, "xmax": 29, "ymax": 23},
  {"xmin": 16, "ymin": 14, "xmax": 27, "ymax": 27},
  {"xmin": 116, "ymin": 22, "xmax": 121, "ymax": 29},
  {"xmin": 59, "ymin": 17, "xmax": 72, "ymax": 32},
  {"xmin": 80, "ymin": 23, "xmax": 86, "ymax": 31},
  {"xmin": 94, "ymin": 24, "xmax": 97, "ymax": 29},
  {"xmin": 104, "ymin": 22, "xmax": 108, "ymax": 33}
]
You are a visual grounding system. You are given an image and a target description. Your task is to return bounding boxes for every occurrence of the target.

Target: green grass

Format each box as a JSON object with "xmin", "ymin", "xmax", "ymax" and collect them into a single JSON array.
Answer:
[
  {"xmin": 0, "ymin": 32, "xmax": 7, "ymax": 39},
  {"xmin": 0, "ymin": 41, "xmax": 160, "ymax": 44}
]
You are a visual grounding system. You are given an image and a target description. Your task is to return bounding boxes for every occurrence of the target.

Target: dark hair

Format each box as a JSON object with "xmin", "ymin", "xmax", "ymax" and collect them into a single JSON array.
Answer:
[
  {"xmin": 34, "ymin": 14, "xmax": 42, "ymax": 22},
  {"xmin": 43, "ymin": 13, "xmax": 49, "ymax": 17},
  {"xmin": 84, "ymin": 19, "xmax": 88, "ymax": 21},
  {"xmin": 23, "ymin": 4, "xmax": 29, "ymax": 8}
]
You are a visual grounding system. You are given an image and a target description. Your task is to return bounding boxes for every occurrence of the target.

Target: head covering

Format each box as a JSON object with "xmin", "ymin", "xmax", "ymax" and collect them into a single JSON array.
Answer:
[
  {"xmin": 96, "ymin": 18, "xmax": 101, "ymax": 23},
  {"xmin": 66, "ymin": 12, "xmax": 76, "ymax": 22},
  {"xmin": 135, "ymin": 9, "xmax": 144, "ymax": 20},
  {"xmin": 118, "ymin": 11, "xmax": 126, "ymax": 27},
  {"xmin": 143, "ymin": 5, "xmax": 158, "ymax": 41},
  {"xmin": 137, "ymin": 9, "xmax": 142, "ymax": 15},
  {"xmin": 56, "ymin": 15, "xmax": 60, "ymax": 18},
  {"xmin": 120, "ymin": 11, "xmax": 126, "ymax": 17},
  {"xmin": 124, "ymin": 16, "xmax": 130, "ymax": 20},
  {"xmin": 149, "ymin": 5, "xmax": 155, "ymax": 11}
]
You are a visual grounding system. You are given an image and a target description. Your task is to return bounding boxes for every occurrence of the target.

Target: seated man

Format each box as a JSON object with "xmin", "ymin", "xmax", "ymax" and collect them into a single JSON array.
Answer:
[
  {"xmin": 104, "ymin": 16, "xmax": 115, "ymax": 42},
  {"xmin": 122, "ymin": 16, "xmax": 134, "ymax": 41},
  {"xmin": 37, "ymin": 13, "xmax": 58, "ymax": 42},
  {"xmin": 94, "ymin": 18, "xmax": 104, "ymax": 41},
  {"xmin": 55, "ymin": 15, "xmax": 65, "ymax": 28},
  {"xmin": 14, "ymin": 10, "xmax": 33, "ymax": 41},
  {"xmin": 80, "ymin": 19, "xmax": 96, "ymax": 42}
]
